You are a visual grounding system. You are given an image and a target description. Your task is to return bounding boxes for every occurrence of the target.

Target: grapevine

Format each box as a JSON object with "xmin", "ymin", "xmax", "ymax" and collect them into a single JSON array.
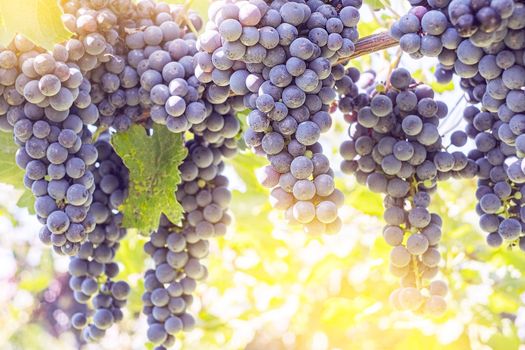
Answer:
[{"xmin": 0, "ymin": 0, "xmax": 524, "ymax": 348}]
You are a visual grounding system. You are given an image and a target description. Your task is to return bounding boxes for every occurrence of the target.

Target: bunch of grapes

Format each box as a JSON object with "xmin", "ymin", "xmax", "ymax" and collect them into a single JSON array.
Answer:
[
  {"xmin": 461, "ymin": 104, "xmax": 525, "ymax": 248},
  {"xmin": 66, "ymin": 139, "xmax": 131, "ymax": 341},
  {"xmin": 65, "ymin": 0, "xmax": 143, "ymax": 131},
  {"xmin": 5, "ymin": 37, "xmax": 102, "ymax": 253},
  {"xmin": 447, "ymin": 0, "xmax": 519, "ymax": 38},
  {"xmin": 123, "ymin": 3, "xmax": 209, "ymax": 133},
  {"xmin": 333, "ymin": 66, "xmax": 376, "ymax": 121},
  {"xmin": 0, "ymin": 0, "xmax": 146, "ymax": 256},
  {"xmin": 190, "ymin": 98, "xmax": 242, "ymax": 154},
  {"xmin": 391, "ymin": 0, "xmax": 523, "ymax": 92},
  {"xmin": 137, "ymin": 43, "xmax": 207, "ymax": 133},
  {"xmin": 60, "ymin": 0, "xmax": 131, "ymax": 72},
  {"xmin": 194, "ymin": 0, "xmax": 363, "ymax": 234},
  {"xmin": 142, "ymin": 134, "xmax": 235, "ymax": 349},
  {"xmin": 339, "ymin": 67, "xmax": 477, "ymax": 315},
  {"xmin": 393, "ymin": 0, "xmax": 525, "ymax": 248}
]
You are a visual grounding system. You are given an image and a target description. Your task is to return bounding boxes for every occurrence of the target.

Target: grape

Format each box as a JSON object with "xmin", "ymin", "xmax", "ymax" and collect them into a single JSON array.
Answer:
[
  {"xmin": 47, "ymin": 211, "xmax": 71, "ymax": 234},
  {"xmin": 286, "ymin": 57, "xmax": 306, "ymax": 77},
  {"xmin": 383, "ymin": 225, "xmax": 404, "ymax": 246},
  {"xmin": 406, "ymin": 234, "xmax": 430, "ymax": 255},
  {"xmin": 402, "ymin": 115, "xmax": 423, "ymax": 136},
  {"xmin": 422, "ymin": 248, "xmax": 441, "ymax": 267},
  {"xmin": 390, "ymin": 68, "xmax": 412, "ymax": 90},
  {"xmin": 498, "ymin": 218, "xmax": 521, "ymax": 241},
  {"xmin": 398, "ymin": 287, "xmax": 424, "ymax": 311},
  {"xmin": 147, "ymin": 323, "xmax": 168, "ymax": 344},
  {"xmin": 66, "ymin": 184, "xmax": 89, "ymax": 206},
  {"xmin": 486, "ymin": 232, "xmax": 504, "ymax": 247},
  {"xmin": 424, "ymin": 295, "xmax": 447, "ymax": 316},
  {"xmin": 393, "ymin": 141, "xmax": 414, "ymax": 161},
  {"xmin": 381, "ymin": 155, "xmax": 402, "ymax": 175},
  {"xmin": 316, "ymin": 201, "xmax": 337, "ymax": 224},
  {"xmin": 295, "ymin": 121, "xmax": 320, "ymax": 146},
  {"xmin": 480, "ymin": 193, "xmax": 502, "ymax": 213},
  {"xmin": 290, "ymin": 156, "xmax": 313, "ymax": 179},
  {"xmin": 370, "ymin": 95, "xmax": 393, "ymax": 117},
  {"xmin": 293, "ymin": 201, "xmax": 316, "ymax": 224},
  {"xmin": 429, "ymin": 280, "xmax": 448, "ymax": 297},
  {"xmin": 282, "ymin": 86, "xmax": 306, "ymax": 108},
  {"xmin": 340, "ymin": 6, "xmax": 360, "ymax": 27},
  {"xmin": 421, "ymin": 10, "xmax": 448, "ymax": 35},
  {"xmin": 400, "ymin": 33, "xmax": 421, "ymax": 53},
  {"xmin": 450, "ymin": 130, "xmax": 467, "ymax": 146},
  {"xmin": 72, "ymin": 313, "xmax": 88, "ymax": 330},
  {"xmin": 93, "ymin": 309, "xmax": 114, "ymax": 330},
  {"xmin": 261, "ymin": 132, "xmax": 285, "ymax": 155},
  {"xmin": 391, "ymin": 246, "xmax": 411, "ymax": 267}
]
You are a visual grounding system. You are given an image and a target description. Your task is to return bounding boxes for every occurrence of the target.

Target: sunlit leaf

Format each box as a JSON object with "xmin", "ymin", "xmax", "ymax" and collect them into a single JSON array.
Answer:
[
  {"xmin": 346, "ymin": 186, "xmax": 383, "ymax": 217},
  {"xmin": 364, "ymin": 0, "xmax": 385, "ymax": 11},
  {"xmin": 0, "ymin": 0, "xmax": 72, "ymax": 51},
  {"xmin": 0, "ymin": 131, "xmax": 35, "ymax": 212}
]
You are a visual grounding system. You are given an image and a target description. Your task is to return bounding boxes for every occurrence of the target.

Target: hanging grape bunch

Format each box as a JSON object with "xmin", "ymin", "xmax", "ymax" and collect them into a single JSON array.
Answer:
[{"xmin": 0, "ymin": 0, "xmax": 525, "ymax": 348}]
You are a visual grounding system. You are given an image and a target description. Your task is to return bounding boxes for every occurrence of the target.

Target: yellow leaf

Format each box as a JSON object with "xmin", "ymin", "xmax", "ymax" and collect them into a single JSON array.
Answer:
[{"xmin": 0, "ymin": 0, "xmax": 72, "ymax": 51}]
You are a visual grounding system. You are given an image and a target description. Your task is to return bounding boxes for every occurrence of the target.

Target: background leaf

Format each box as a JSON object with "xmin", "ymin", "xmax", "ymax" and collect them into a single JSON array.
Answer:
[
  {"xmin": 0, "ymin": 131, "xmax": 34, "ymax": 213},
  {"xmin": 0, "ymin": 0, "xmax": 72, "ymax": 51},
  {"xmin": 364, "ymin": 0, "xmax": 386, "ymax": 11}
]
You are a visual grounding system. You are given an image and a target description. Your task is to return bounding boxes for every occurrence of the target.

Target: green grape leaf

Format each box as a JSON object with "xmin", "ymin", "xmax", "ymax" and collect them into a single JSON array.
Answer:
[
  {"xmin": 358, "ymin": 20, "xmax": 382, "ymax": 38},
  {"xmin": 486, "ymin": 332, "xmax": 520, "ymax": 350},
  {"xmin": 165, "ymin": 0, "xmax": 209, "ymax": 23},
  {"xmin": 17, "ymin": 190, "xmax": 36, "ymax": 214},
  {"xmin": 0, "ymin": 131, "xmax": 23, "ymax": 187},
  {"xmin": 112, "ymin": 124, "xmax": 187, "ymax": 233},
  {"xmin": 347, "ymin": 185, "xmax": 384, "ymax": 217},
  {"xmin": 364, "ymin": 0, "xmax": 385, "ymax": 10},
  {"xmin": 0, "ymin": 131, "xmax": 35, "ymax": 213},
  {"xmin": 430, "ymin": 80, "xmax": 455, "ymax": 93},
  {"xmin": 0, "ymin": 0, "xmax": 72, "ymax": 51},
  {"xmin": 235, "ymin": 109, "xmax": 250, "ymax": 151},
  {"xmin": 227, "ymin": 151, "xmax": 267, "ymax": 194}
]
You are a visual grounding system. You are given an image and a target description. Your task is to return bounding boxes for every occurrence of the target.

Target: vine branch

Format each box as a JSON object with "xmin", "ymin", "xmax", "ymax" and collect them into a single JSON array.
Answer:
[{"xmin": 338, "ymin": 32, "xmax": 399, "ymax": 64}]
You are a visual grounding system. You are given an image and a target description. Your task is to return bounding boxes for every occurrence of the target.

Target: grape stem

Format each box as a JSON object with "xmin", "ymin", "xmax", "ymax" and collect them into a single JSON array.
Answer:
[
  {"xmin": 337, "ymin": 32, "xmax": 399, "ymax": 64},
  {"xmin": 92, "ymin": 125, "xmax": 109, "ymax": 142},
  {"xmin": 385, "ymin": 48, "xmax": 403, "ymax": 90},
  {"xmin": 439, "ymin": 95, "xmax": 466, "ymax": 137},
  {"xmin": 136, "ymin": 110, "xmax": 152, "ymax": 125}
]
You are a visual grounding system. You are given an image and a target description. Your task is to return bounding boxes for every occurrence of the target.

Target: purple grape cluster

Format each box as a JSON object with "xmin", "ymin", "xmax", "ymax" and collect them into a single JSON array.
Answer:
[
  {"xmin": 191, "ymin": 100, "xmax": 242, "ymax": 153},
  {"xmin": 333, "ymin": 66, "xmax": 375, "ymax": 121},
  {"xmin": 462, "ymin": 105, "xmax": 525, "ymax": 249},
  {"xmin": 195, "ymin": 0, "xmax": 362, "ymax": 234},
  {"xmin": 393, "ymin": 0, "xmax": 525, "ymax": 249},
  {"xmin": 67, "ymin": 139, "xmax": 131, "ymax": 341},
  {"xmin": 58, "ymin": 0, "xmax": 139, "ymax": 130},
  {"xmin": 142, "ymin": 134, "xmax": 236, "ymax": 349},
  {"xmin": 339, "ymin": 67, "xmax": 477, "ymax": 315},
  {"xmin": 2, "ymin": 41, "xmax": 101, "ymax": 255},
  {"xmin": 391, "ymin": 0, "xmax": 523, "ymax": 93},
  {"xmin": 123, "ymin": 4, "xmax": 208, "ymax": 133}
]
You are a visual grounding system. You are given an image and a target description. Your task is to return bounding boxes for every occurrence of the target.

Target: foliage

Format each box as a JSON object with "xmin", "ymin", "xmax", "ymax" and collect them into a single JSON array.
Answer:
[
  {"xmin": 0, "ymin": 0, "xmax": 72, "ymax": 51},
  {"xmin": 0, "ymin": 131, "xmax": 34, "ymax": 212},
  {"xmin": 112, "ymin": 124, "xmax": 187, "ymax": 233}
]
